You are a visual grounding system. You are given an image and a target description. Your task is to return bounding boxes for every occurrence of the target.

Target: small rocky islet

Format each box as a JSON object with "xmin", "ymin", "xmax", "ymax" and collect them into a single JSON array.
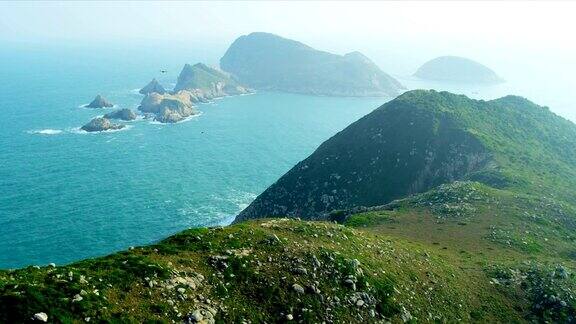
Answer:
[
  {"xmin": 80, "ymin": 117, "xmax": 125, "ymax": 132},
  {"xmin": 79, "ymin": 63, "xmax": 252, "ymax": 128},
  {"xmin": 103, "ymin": 108, "xmax": 137, "ymax": 121},
  {"xmin": 85, "ymin": 94, "xmax": 114, "ymax": 108},
  {"xmin": 139, "ymin": 78, "xmax": 167, "ymax": 95}
]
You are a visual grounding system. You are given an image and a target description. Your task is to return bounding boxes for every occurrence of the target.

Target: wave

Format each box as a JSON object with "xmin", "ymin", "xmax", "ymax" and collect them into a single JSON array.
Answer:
[{"xmin": 27, "ymin": 129, "xmax": 63, "ymax": 135}]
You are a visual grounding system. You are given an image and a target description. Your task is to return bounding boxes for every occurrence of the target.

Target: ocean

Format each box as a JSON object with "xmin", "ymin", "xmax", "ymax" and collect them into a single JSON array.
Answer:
[
  {"xmin": 1, "ymin": 41, "xmax": 574, "ymax": 269},
  {"xmin": 0, "ymin": 42, "xmax": 385, "ymax": 268}
]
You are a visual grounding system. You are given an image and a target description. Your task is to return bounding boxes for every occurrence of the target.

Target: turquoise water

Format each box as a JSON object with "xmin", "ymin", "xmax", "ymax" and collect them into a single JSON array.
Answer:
[{"xmin": 0, "ymin": 43, "xmax": 384, "ymax": 269}]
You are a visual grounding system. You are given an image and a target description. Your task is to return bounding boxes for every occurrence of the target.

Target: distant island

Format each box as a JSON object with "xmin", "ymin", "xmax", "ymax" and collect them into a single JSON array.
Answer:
[
  {"xmin": 85, "ymin": 95, "xmax": 114, "ymax": 108},
  {"xmin": 81, "ymin": 117, "xmax": 125, "ymax": 132},
  {"xmin": 220, "ymin": 32, "xmax": 404, "ymax": 97},
  {"xmin": 414, "ymin": 56, "xmax": 503, "ymax": 84}
]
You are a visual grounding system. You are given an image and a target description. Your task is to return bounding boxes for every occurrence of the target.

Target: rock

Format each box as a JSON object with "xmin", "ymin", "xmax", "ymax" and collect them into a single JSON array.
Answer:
[
  {"xmin": 33, "ymin": 312, "xmax": 48, "ymax": 322},
  {"xmin": 401, "ymin": 307, "xmax": 412, "ymax": 322},
  {"xmin": 72, "ymin": 294, "xmax": 83, "ymax": 302},
  {"xmin": 138, "ymin": 91, "xmax": 198, "ymax": 123},
  {"xmin": 103, "ymin": 108, "xmax": 137, "ymax": 121},
  {"xmin": 86, "ymin": 95, "xmax": 114, "ymax": 108},
  {"xmin": 344, "ymin": 278, "xmax": 356, "ymax": 291},
  {"xmin": 356, "ymin": 299, "xmax": 365, "ymax": 307},
  {"xmin": 555, "ymin": 265, "xmax": 570, "ymax": 279},
  {"xmin": 81, "ymin": 117, "xmax": 125, "ymax": 132},
  {"xmin": 293, "ymin": 266, "xmax": 308, "ymax": 275},
  {"xmin": 292, "ymin": 283, "xmax": 305, "ymax": 294},
  {"xmin": 139, "ymin": 78, "xmax": 166, "ymax": 95},
  {"xmin": 48, "ymin": 263, "xmax": 56, "ymax": 267},
  {"xmin": 286, "ymin": 314, "xmax": 294, "ymax": 320}
]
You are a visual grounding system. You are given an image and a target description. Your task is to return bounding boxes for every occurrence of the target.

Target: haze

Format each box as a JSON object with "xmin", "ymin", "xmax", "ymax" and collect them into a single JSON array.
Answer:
[{"xmin": 1, "ymin": 1, "xmax": 575, "ymax": 120}]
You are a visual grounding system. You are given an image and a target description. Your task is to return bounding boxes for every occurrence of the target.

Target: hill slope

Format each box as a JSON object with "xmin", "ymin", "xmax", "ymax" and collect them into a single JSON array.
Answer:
[
  {"xmin": 414, "ymin": 56, "xmax": 503, "ymax": 84},
  {"xmin": 220, "ymin": 32, "xmax": 404, "ymax": 97},
  {"xmin": 237, "ymin": 90, "xmax": 576, "ymax": 221}
]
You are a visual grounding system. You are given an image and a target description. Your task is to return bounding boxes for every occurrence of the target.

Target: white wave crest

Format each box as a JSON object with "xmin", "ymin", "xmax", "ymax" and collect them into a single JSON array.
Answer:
[{"xmin": 27, "ymin": 129, "xmax": 63, "ymax": 135}]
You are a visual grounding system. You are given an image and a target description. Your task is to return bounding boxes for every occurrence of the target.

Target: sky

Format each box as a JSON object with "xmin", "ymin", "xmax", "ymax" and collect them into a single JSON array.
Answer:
[
  {"xmin": 1, "ymin": 1, "xmax": 575, "ymax": 50},
  {"xmin": 2, "ymin": 1, "xmax": 576, "ymax": 72},
  {"xmin": 1, "ymin": 1, "xmax": 575, "ymax": 120}
]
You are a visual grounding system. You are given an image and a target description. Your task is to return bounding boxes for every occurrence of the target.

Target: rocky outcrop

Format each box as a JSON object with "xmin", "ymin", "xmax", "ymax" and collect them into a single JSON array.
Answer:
[
  {"xmin": 103, "ymin": 108, "xmax": 137, "ymax": 121},
  {"xmin": 86, "ymin": 95, "xmax": 114, "ymax": 108},
  {"xmin": 220, "ymin": 32, "xmax": 404, "ymax": 97},
  {"xmin": 414, "ymin": 56, "xmax": 503, "ymax": 84},
  {"xmin": 138, "ymin": 91, "xmax": 198, "ymax": 123},
  {"xmin": 81, "ymin": 117, "xmax": 125, "ymax": 132},
  {"xmin": 139, "ymin": 78, "xmax": 167, "ymax": 95},
  {"xmin": 173, "ymin": 63, "xmax": 252, "ymax": 101}
]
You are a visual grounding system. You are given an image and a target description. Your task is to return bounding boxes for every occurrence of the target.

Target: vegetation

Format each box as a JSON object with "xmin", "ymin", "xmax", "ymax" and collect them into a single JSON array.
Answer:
[
  {"xmin": 238, "ymin": 90, "xmax": 576, "ymax": 221},
  {"xmin": 173, "ymin": 63, "xmax": 245, "ymax": 93}
]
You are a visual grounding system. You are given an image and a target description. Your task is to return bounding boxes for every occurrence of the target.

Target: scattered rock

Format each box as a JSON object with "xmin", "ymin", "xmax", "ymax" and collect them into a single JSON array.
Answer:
[
  {"xmin": 33, "ymin": 312, "xmax": 48, "ymax": 322},
  {"xmin": 103, "ymin": 108, "xmax": 137, "ymax": 121},
  {"xmin": 292, "ymin": 283, "xmax": 305, "ymax": 294},
  {"xmin": 81, "ymin": 117, "xmax": 125, "ymax": 132}
]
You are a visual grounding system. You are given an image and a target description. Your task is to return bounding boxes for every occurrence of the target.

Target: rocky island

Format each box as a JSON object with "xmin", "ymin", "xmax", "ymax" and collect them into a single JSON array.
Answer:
[
  {"xmin": 103, "ymin": 108, "xmax": 137, "ymax": 121},
  {"xmin": 414, "ymin": 56, "xmax": 503, "ymax": 84},
  {"xmin": 174, "ymin": 63, "xmax": 252, "ymax": 102},
  {"xmin": 80, "ymin": 117, "xmax": 125, "ymax": 132},
  {"xmin": 220, "ymin": 32, "xmax": 405, "ymax": 97},
  {"xmin": 138, "ymin": 91, "xmax": 199, "ymax": 123},
  {"xmin": 139, "ymin": 78, "xmax": 167, "ymax": 95},
  {"xmin": 85, "ymin": 95, "xmax": 114, "ymax": 108}
]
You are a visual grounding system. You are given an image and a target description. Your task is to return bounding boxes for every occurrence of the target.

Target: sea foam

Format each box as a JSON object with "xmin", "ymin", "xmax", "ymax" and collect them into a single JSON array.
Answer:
[{"xmin": 27, "ymin": 129, "xmax": 63, "ymax": 135}]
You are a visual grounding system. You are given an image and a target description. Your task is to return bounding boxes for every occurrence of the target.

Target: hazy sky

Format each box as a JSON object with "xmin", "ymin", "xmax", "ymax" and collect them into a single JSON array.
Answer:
[
  {"xmin": 1, "ymin": 1, "xmax": 575, "ymax": 50},
  {"xmin": 1, "ymin": 1, "xmax": 575, "ymax": 121}
]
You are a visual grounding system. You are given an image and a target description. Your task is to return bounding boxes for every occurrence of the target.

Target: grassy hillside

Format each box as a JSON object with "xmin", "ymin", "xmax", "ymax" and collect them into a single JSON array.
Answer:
[
  {"xmin": 173, "ymin": 63, "xmax": 246, "ymax": 94},
  {"xmin": 2, "ymin": 185, "xmax": 575, "ymax": 322},
  {"xmin": 237, "ymin": 90, "xmax": 576, "ymax": 221}
]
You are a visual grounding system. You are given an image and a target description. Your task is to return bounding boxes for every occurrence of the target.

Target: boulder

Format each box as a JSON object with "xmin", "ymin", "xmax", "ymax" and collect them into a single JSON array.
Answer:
[
  {"xmin": 86, "ymin": 95, "xmax": 114, "ymax": 108},
  {"xmin": 138, "ymin": 91, "xmax": 198, "ymax": 123},
  {"xmin": 139, "ymin": 78, "xmax": 166, "ymax": 95},
  {"xmin": 81, "ymin": 117, "xmax": 125, "ymax": 132},
  {"xmin": 103, "ymin": 108, "xmax": 137, "ymax": 121}
]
